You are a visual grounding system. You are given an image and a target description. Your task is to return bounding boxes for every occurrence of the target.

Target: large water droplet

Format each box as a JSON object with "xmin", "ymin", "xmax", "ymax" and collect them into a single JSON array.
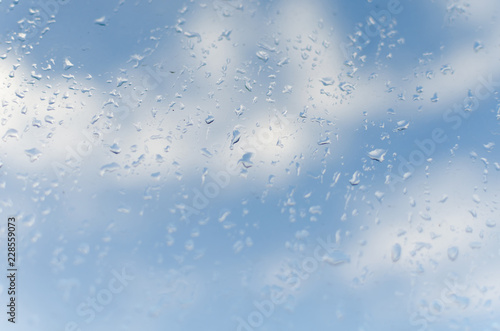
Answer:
[
  {"xmin": 2, "ymin": 129, "xmax": 19, "ymax": 141},
  {"xmin": 238, "ymin": 152, "xmax": 254, "ymax": 168},
  {"xmin": 368, "ymin": 149, "xmax": 387, "ymax": 162}
]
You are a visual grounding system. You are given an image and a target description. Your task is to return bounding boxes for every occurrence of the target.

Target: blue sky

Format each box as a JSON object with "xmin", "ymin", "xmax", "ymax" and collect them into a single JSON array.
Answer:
[{"xmin": 1, "ymin": 0, "xmax": 500, "ymax": 330}]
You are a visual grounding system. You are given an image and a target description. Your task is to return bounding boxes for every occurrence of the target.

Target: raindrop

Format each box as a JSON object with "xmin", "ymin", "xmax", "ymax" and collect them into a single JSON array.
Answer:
[
  {"xmin": 485, "ymin": 219, "xmax": 496, "ymax": 228},
  {"xmin": 322, "ymin": 250, "xmax": 350, "ymax": 266},
  {"xmin": 394, "ymin": 120, "xmax": 409, "ymax": 131},
  {"xmin": 2, "ymin": 129, "xmax": 19, "ymax": 141},
  {"xmin": 238, "ymin": 152, "xmax": 254, "ymax": 168},
  {"xmin": 339, "ymin": 82, "xmax": 355, "ymax": 94},
  {"xmin": 25, "ymin": 148, "xmax": 42, "ymax": 162},
  {"xmin": 99, "ymin": 162, "xmax": 120, "ymax": 176},
  {"xmin": 205, "ymin": 115, "xmax": 215, "ymax": 124},
  {"xmin": 110, "ymin": 143, "xmax": 121, "ymax": 154},
  {"xmin": 368, "ymin": 149, "xmax": 387, "ymax": 162},
  {"xmin": 63, "ymin": 58, "xmax": 74, "ymax": 70},
  {"xmin": 447, "ymin": 246, "xmax": 459, "ymax": 261},
  {"xmin": 473, "ymin": 40, "xmax": 483, "ymax": 52},
  {"xmin": 317, "ymin": 137, "xmax": 330, "ymax": 145},
  {"xmin": 230, "ymin": 129, "xmax": 241, "ymax": 149},
  {"xmin": 235, "ymin": 105, "xmax": 246, "ymax": 117},
  {"xmin": 256, "ymin": 51, "xmax": 269, "ymax": 62},
  {"xmin": 309, "ymin": 206, "xmax": 322, "ymax": 214},
  {"xmin": 391, "ymin": 243, "xmax": 401, "ymax": 262},
  {"xmin": 31, "ymin": 71, "xmax": 42, "ymax": 80},
  {"xmin": 349, "ymin": 171, "xmax": 361, "ymax": 185},
  {"xmin": 117, "ymin": 77, "xmax": 128, "ymax": 87},
  {"xmin": 94, "ymin": 16, "xmax": 107, "ymax": 26},
  {"xmin": 319, "ymin": 77, "xmax": 334, "ymax": 86}
]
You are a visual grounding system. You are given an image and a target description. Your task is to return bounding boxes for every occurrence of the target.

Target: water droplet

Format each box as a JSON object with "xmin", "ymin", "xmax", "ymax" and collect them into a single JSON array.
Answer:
[
  {"xmin": 219, "ymin": 210, "xmax": 231, "ymax": 222},
  {"xmin": 185, "ymin": 239, "xmax": 194, "ymax": 251},
  {"xmin": 391, "ymin": 243, "xmax": 401, "ymax": 262},
  {"xmin": 230, "ymin": 129, "xmax": 241, "ymax": 149},
  {"xmin": 282, "ymin": 85, "xmax": 293, "ymax": 94},
  {"xmin": 322, "ymin": 250, "xmax": 350, "ymax": 266},
  {"xmin": 235, "ymin": 105, "xmax": 246, "ymax": 117},
  {"xmin": 256, "ymin": 51, "xmax": 269, "ymax": 62},
  {"xmin": 25, "ymin": 148, "xmax": 42, "ymax": 162},
  {"xmin": 349, "ymin": 171, "xmax": 361, "ymax": 185},
  {"xmin": 31, "ymin": 71, "xmax": 42, "ymax": 80},
  {"xmin": 2, "ymin": 129, "xmax": 19, "ymax": 141},
  {"xmin": 117, "ymin": 77, "xmax": 128, "ymax": 87},
  {"xmin": 238, "ymin": 152, "xmax": 254, "ymax": 168},
  {"xmin": 184, "ymin": 31, "xmax": 202, "ymax": 42},
  {"xmin": 319, "ymin": 77, "xmax": 334, "ymax": 86},
  {"xmin": 205, "ymin": 115, "xmax": 215, "ymax": 124},
  {"xmin": 484, "ymin": 142, "xmax": 495, "ymax": 150},
  {"xmin": 339, "ymin": 82, "xmax": 355, "ymax": 94},
  {"xmin": 375, "ymin": 191, "xmax": 384, "ymax": 201},
  {"xmin": 473, "ymin": 40, "xmax": 484, "ymax": 52},
  {"xmin": 63, "ymin": 58, "xmax": 74, "ymax": 70},
  {"xmin": 99, "ymin": 162, "xmax": 120, "ymax": 176},
  {"xmin": 394, "ymin": 120, "xmax": 410, "ymax": 131},
  {"xmin": 309, "ymin": 206, "xmax": 322, "ymax": 214},
  {"xmin": 368, "ymin": 149, "xmax": 387, "ymax": 162},
  {"xmin": 110, "ymin": 143, "xmax": 121, "ymax": 154},
  {"xmin": 94, "ymin": 16, "xmax": 107, "ymax": 26},
  {"xmin": 200, "ymin": 148, "xmax": 213, "ymax": 158},
  {"xmin": 317, "ymin": 137, "xmax": 330, "ymax": 145},
  {"xmin": 486, "ymin": 219, "xmax": 496, "ymax": 228},
  {"xmin": 447, "ymin": 246, "xmax": 459, "ymax": 261}
]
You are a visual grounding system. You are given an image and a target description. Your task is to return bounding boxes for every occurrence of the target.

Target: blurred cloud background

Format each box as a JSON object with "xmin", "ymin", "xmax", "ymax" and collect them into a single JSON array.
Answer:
[{"xmin": 0, "ymin": 0, "xmax": 500, "ymax": 330}]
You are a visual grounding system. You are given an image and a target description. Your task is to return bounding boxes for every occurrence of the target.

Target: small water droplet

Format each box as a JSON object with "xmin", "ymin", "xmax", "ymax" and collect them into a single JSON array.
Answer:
[
  {"xmin": 99, "ymin": 162, "xmax": 120, "ymax": 176},
  {"xmin": 94, "ymin": 16, "xmax": 107, "ymax": 26},
  {"xmin": 63, "ymin": 58, "xmax": 74, "ymax": 70},
  {"xmin": 309, "ymin": 205, "xmax": 322, "ymax": 214},
  {"xmin": 205, "ymin": 115, "xmax": 215, "ymax": 124},
  {"xmin": 473, "ymin": 40, "xmax": 483, "ymax": 52},
  {"xmin": 317, "ymin": 137, "xmax": 331, "ymax": 145},
  {"xmin": 31, "ymin": 71, "xmax": 42, "ymax": 80},
  {"xmin": 256, "ymin": 51, "xmax": 269, "ymax": 62},
  {"xmin": 230, "ymin": 129, "xmax": 241, "ymax": 149},
  {"xmin": 391, "ymin": 243, "xmax": 401, "ymax": 262},
  {"xmin": 394, "ymin": 120, "xmax": 410, "ymax": 131},
  {"xmin": 235, "ymin": 105, "xmax": 246, "ymax": 117},
  {"xmin": 447, "ymin": 246, "xmax": 459, "ymax": 261},
  {"xmin": 349, "ymin": 171, "xmax": 361, "ymax": 185},
  {"xmin": 110, "ymin": 143, "xmax": 121, "ymax": 154},
  {"xmin": 339, "ymin": 82, "xmax": 355, "ymax": 94},
  {"xmin": 116, "ymin": 77, "xmax": 128, "ymax": 87},
  {"xmin": 319, "ymin": 77, "xmax": 334, "ymax": 86},
  {"xmin": 25, "ymin": 148, "xmax": 42, "ymax": 162}
]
